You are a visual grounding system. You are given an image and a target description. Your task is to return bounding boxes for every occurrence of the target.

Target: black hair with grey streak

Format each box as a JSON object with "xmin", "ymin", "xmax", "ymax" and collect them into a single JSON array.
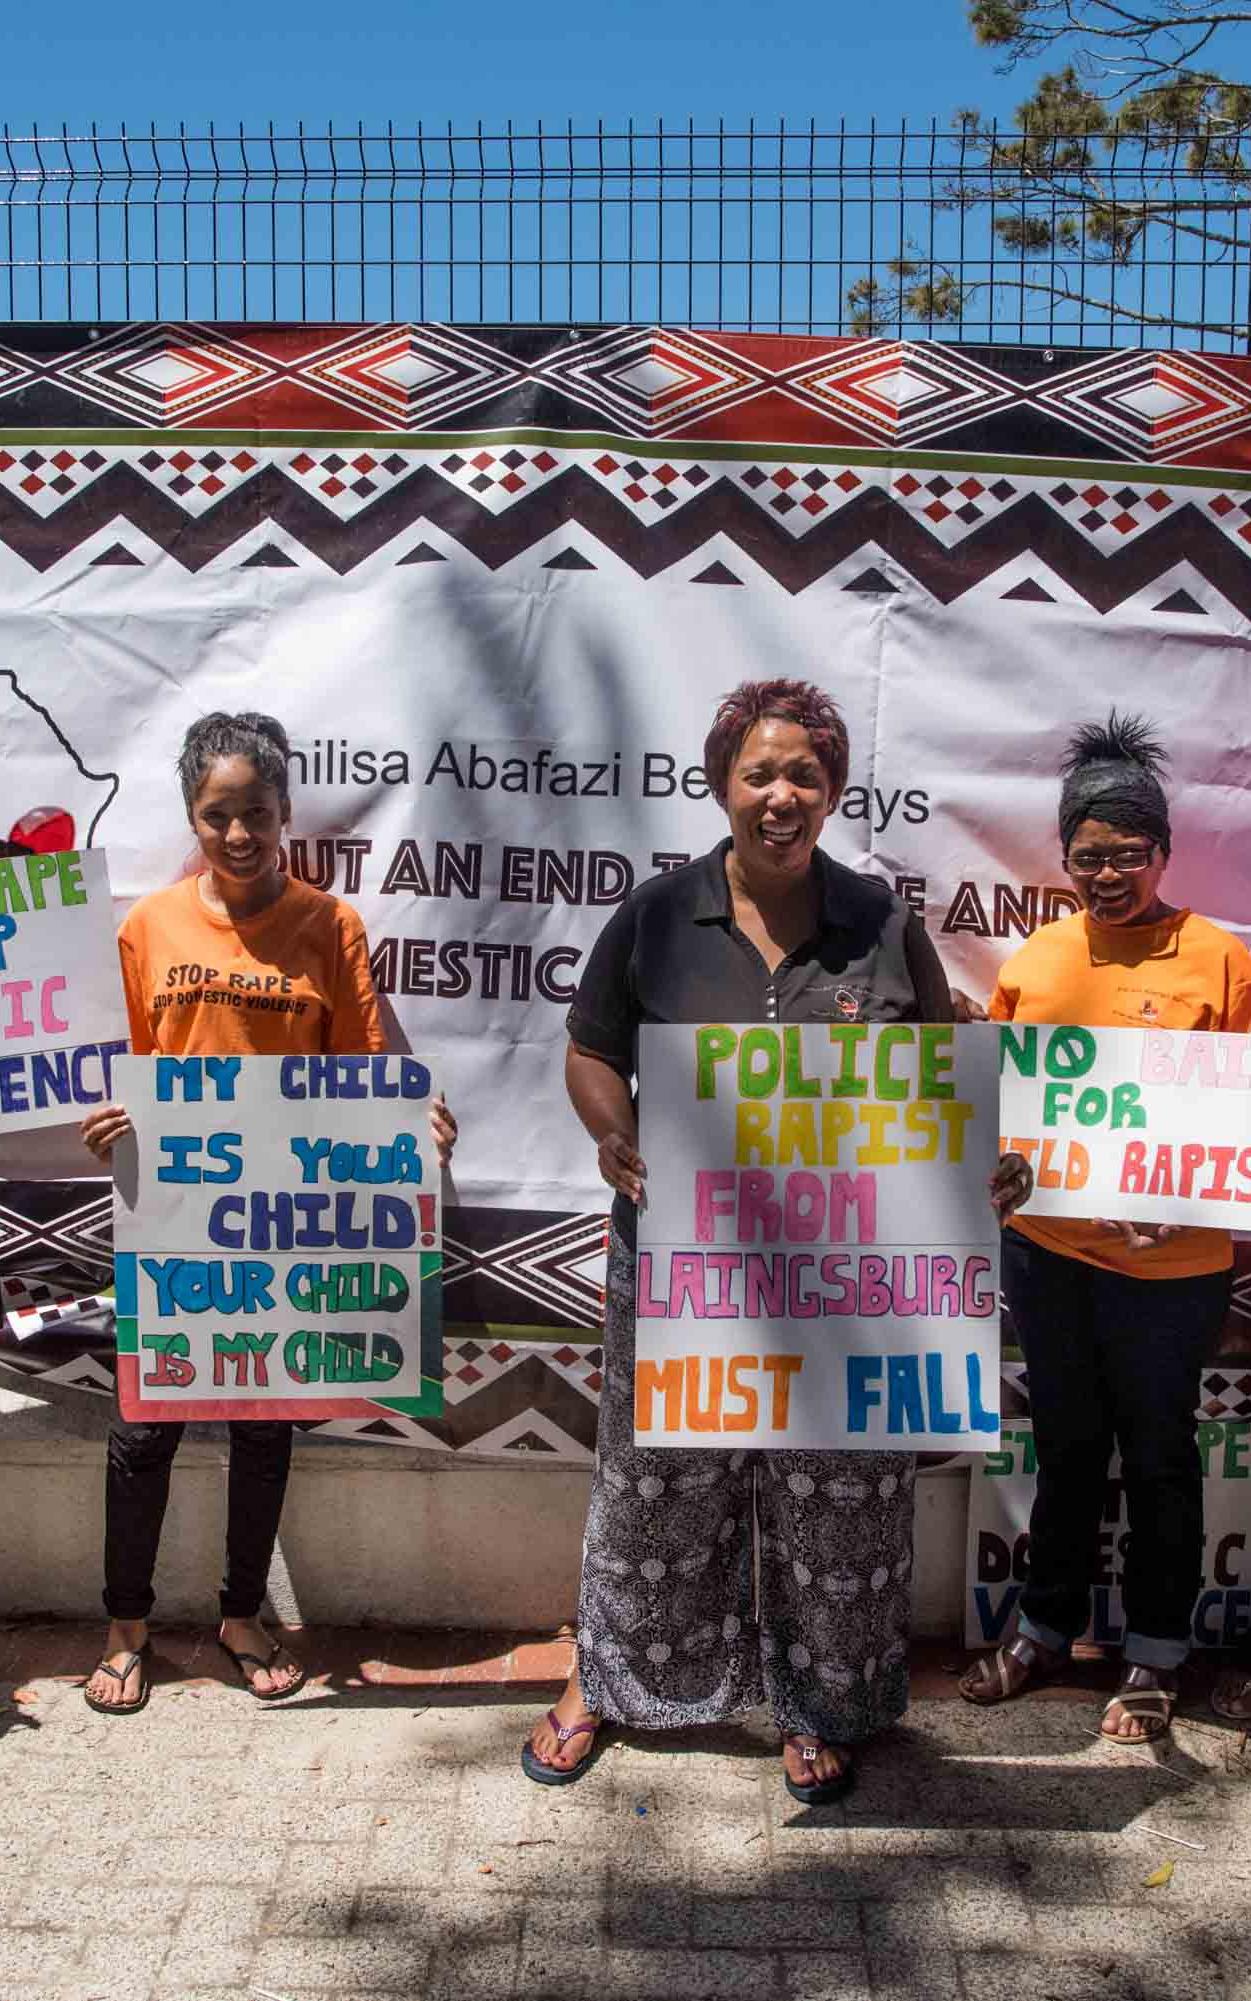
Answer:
[
  {"xmin": 177, "ymin": 712, "xmax": 292, "ymax": 818},
  {"xmin": 1057, "ymin": 708, "xmax": 1171, "ymax": 858}
]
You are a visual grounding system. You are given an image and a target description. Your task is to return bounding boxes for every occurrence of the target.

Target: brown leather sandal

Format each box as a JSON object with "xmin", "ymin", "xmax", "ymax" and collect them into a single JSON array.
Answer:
[
  {"xmin": 1101, "ymin": 1664, "xmax": 1177, "ymax": 1743},
  {"xmin": 959, "ymin": 1633, "xmax": 1068, "ymax": 1706},
  {"xmin": 1211, "ymin": 1669, "xmax": 1251, "ymax": 1723}
]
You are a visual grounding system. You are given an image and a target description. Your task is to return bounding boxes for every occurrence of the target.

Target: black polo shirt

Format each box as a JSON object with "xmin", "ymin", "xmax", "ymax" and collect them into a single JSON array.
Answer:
[{"xmin": 567, "ymin": 837, "xmax": 953, "ymax": 1247}]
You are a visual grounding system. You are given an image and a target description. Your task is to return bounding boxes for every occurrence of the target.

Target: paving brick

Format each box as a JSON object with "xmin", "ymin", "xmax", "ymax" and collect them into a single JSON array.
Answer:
[
  {"xmin": 867, "ymin": 1946, "xmax": 964, "ymax": 2001},
  {"xmin": 952, "ymin": 1951, "xmax": 1145, "ymax": 2000},
  {"xmin": 155, "ymin": 1940, "xmax": 258, "ymax": 1985},
  {"xmin": 0, "ymin": 1931, "xmax": 85, "ymax": 1982},
  {"xmin": 71, "ymin": 1934, "xmax": 179, "ymax": 1982},
  {"xmin": 173, "ymin": 1885, "xmax": 267, "ymax": 1942},
  {"xmin": 278, "ymin": 1838, "xmax": 374, "ymax": 1888},
  {"xmin": 693, "ymin": 1897, "xmax": 861, "ymax": 1949},
  {"xmin": 609, "ymin": 1886, "xmax": 693, "ymax": 1944},
  {"xmin": 16, "ymin": 1882, "xmax": 188, "ymax": 1933},
  {"xmin": 254, "ymin": 1931, "xmax": 433, "ymax": 1989},
  {"xmin": 0, "ymin": 1988, "xmax": 156, "ymax": 2001},
  {"xmin": 776, "ymin": 1951, "xmax": 874, "ymax": 2001},
  {"xmin": 117, "ymin": 1837, "xmax": 286, "ymax": 1885},
  {"xmin": 604, "ymin": 1947, "xmax": 784, "ymax": 1997}
]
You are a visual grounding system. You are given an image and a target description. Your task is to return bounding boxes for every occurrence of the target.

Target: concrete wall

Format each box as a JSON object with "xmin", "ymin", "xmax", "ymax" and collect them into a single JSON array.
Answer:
[{"xmin": 0, "ymin": 1382, "xmax": 972, "ymax": 1634}]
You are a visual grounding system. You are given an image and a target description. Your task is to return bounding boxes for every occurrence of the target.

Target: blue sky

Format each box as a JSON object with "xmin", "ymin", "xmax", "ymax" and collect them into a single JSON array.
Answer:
[{"xmin": 3, "ymin": 0, "xmax": 1047, "ymax": 133}]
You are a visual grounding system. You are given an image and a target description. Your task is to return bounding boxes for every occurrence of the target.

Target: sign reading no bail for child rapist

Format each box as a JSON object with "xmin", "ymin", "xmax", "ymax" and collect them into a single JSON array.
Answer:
[
  {"xmin": 635, "ymin": 1023, "xmax": 1002, "ymax": 1452},
  {"xmin": 1000, "ymin": 1025, "xmax": 1251, "ymax": 1227},
  {"xmin": 0, "ymin": 847, "xmax": 129, "ymax": 1131},
  {"xmin": 113, "ymin": 1053, "xmax": 443, "ymax": 1423}
]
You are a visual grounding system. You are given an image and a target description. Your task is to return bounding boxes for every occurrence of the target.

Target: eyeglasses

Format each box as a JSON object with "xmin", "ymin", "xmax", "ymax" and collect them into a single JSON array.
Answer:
[{"xmin": 1064, "ymin": 844, "xmax": 1157, "ymax": 877}]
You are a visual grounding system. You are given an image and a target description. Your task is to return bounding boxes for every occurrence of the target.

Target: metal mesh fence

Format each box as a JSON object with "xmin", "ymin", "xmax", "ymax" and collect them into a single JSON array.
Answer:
[{"xmin": 1, "ymin": 120, "xmax": 1248, "ymax": 346}]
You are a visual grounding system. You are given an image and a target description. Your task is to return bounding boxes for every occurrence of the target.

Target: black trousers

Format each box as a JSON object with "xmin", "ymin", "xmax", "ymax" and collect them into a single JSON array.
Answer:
[
  {"xmin": 1003, "ymin": 1229, "xmax": 1229, "ymax": 1667},
  {"xmin": 104, "ymin": 1414, "xmax": 294, "ymax": 1622}
]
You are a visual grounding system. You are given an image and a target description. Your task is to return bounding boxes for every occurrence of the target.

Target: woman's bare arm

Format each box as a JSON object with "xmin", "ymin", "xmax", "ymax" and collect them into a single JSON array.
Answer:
[{"xmin": 566, "ymin": 1042, "xmax": 646, "ymax": 1205}]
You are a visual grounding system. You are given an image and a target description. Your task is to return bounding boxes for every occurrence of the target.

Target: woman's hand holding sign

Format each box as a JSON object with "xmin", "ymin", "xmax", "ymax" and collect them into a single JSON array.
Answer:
[
  {"xmin": 989, "ymin": 1149, "xmax": 1033, "ymax": 1225},
  {"xmin": 598, "ymin": 1130, "xmax": 648, "ymax": 1207},
  {"xmin": 81, "ymin": 1102, "xmax": 134, "ymax": 1163}
]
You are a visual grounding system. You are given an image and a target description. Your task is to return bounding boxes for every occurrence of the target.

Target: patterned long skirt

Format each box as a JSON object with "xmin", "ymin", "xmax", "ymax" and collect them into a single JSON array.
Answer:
[{"xmin": 576, "ymin": 1227, "xmax": 917, "ymax": 1743}]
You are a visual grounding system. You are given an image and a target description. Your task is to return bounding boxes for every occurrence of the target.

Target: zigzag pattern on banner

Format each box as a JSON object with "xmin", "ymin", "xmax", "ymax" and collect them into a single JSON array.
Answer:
[
  {"xmin": 4, "ymin": 457, "xmax": 1251, "ymax": 615},
  {"xmin": 4, "ymin": 326, "xmax": 1251, "ymax": 466}
]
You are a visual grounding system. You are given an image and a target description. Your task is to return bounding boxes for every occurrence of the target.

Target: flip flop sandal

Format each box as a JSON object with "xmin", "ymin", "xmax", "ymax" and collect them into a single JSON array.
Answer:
[
  {"xmin": 520, "ymin": 1710, "xmax": 602, "ymax": 1786},
  {"xmin": 217, "ymin": 1638, "xmax": 307, "ymax": 1702},
  {"xmin": 959, "ymin": 1633, "xmax": 1068, "ymax": 1707},
  {"xmin": 1211, "ymin": 1671, "xmax": 1251, "ymax": 1723},
  {"xmin": 782, "ymin": 1735, "xmax": 855, "ymax": 1806},
  {"xmin": 1101, "ymin": 1666, "xmax": 1178, "ymax": 1744},
  {"xmin": 83, "ymin": 1643, "xmax": 151, "ymax": 1717}
]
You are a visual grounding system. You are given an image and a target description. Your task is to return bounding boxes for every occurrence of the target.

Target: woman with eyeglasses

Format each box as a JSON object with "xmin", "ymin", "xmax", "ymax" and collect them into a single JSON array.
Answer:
[{"xmin": 960, "ymin": 712, "xmax": 1251, "ymax": 1742}]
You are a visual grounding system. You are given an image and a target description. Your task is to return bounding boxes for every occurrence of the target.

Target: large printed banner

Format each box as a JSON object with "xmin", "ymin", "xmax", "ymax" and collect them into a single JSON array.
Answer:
[
  {"xmin": 965, "ymin": 1419, "xmax": 1251, "ymax": 1652},
  {"xmin": 0, "ymin": 848, "xmax": 128, "ymax": 1131},
  {"xmin": 4, "ymin": 324, "xmax": 1251, "ymax": 1456},
  {"xmin": 636, "ymin": 1022, "xmax": 1001, "ymax": 1451},
  {"xmin": 1002, "ymin": 1024, "xmax": 1251, "ymax": 1228},
  {"xmin": 113, "ymin": 1052, "xmax": 442, "ymax": 1422}
]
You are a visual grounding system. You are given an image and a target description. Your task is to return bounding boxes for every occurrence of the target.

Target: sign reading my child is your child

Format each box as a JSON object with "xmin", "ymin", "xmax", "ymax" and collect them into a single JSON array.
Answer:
[
  {"xmin": 113, "ymin": 1053, "xmax": 444, "ymax": 1423},
  {"xmin": 635, "ymin": 1022, "xmax": 1002, "ymax": 1452},
  {"xmin": 0, "ymin": 847, "xmax": 129, "ymax": 1129}
]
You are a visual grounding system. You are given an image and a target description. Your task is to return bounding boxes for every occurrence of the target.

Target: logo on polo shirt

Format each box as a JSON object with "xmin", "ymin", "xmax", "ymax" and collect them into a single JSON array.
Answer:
[{"xmin": 834, "ymin": 987, "xmax": 862, "ymax": 1019}]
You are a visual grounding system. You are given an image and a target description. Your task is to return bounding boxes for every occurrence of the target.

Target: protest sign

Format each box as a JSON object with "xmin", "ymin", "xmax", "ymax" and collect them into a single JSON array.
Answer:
[
  {"xmin": 0, "ymin": 847, "xmax": 129, "ymax": 1133},
  {"xmin": 965, "ymin": 1418, "xmax": 1251, "ymax": 1651},
  {"xmin": 1000, "ymin": 1023, "xmax": 1251, "ymax": 1230},
  {"xmin": 634, "ymin": 1022, "xmax": 1002, "ymax": 1451},
  {"xmin": 113, "ymin": 1051, "xmax": 443, "ymax": 1422}
]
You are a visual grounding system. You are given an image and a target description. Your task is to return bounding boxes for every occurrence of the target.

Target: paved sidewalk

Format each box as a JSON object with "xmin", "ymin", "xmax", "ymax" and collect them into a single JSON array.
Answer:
[{"xmin": 1, "ymin": 1624, "xmax": 1249, "ymax": 2001}]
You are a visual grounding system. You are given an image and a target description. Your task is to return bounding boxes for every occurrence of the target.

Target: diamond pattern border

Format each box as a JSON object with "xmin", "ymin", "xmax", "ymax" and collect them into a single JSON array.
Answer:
[
  {"xmin": 292, "ymin": 324, "xmax": 528, "ymax": 428},
  {"xmin": 779, "ymin": 339, "xmax": 1018, "ymax": 446},
  {"xmin": 1033, "ymin": 350, "xmax": 1251, "ymax": 463},
  {"xmin": 4, "ymin": 325, "xmax": 1251, "ymax": 468},
  {"xmin": 532, "ymin": 326, "xmax": 769, "ymax": 435},
  {"xmin": 49, "ymin": 323, "xmax": 279, "ymax": 427}
]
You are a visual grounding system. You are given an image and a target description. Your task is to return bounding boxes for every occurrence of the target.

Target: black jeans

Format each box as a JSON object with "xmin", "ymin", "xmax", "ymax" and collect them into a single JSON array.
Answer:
[
  {"xmin": 104, "ymin": 1414, "xmax": 294, "ymax": 1622},
  {"xmin": 1003, "ymin": 1229, "xmax": 1229, "ymax": 1670}
]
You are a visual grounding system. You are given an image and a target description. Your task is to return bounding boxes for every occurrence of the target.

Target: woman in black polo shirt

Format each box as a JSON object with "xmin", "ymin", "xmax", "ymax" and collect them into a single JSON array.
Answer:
[{"xmin": 522, "ymin": 677, "xmax": 955, "ymax": 1802}]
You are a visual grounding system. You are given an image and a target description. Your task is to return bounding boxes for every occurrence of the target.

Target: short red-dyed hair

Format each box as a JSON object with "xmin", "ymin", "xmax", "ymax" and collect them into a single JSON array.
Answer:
[{"xmin": 703, "ymin": 678, "xmax": 849, "ymax": 807}]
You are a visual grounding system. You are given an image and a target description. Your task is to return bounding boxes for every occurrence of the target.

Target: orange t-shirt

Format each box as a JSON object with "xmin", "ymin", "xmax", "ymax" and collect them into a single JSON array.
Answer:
[
  {"xmin": 990, "ymin": 907, "xmax": 1251, "ymax": 1278},
  {"xmin": 119, "ymin": 875, "xmax": 385, "ymax": 1057}
]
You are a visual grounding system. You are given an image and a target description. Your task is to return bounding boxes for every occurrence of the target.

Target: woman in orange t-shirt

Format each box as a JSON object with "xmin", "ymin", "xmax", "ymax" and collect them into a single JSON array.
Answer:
[
  {"xmin": 961, "ymin": 713, "xmax": 1251, "ymax": 1743},
  {"xmin": 80, "ymin": 711, "xmax": 456, "ymax": 1715}
]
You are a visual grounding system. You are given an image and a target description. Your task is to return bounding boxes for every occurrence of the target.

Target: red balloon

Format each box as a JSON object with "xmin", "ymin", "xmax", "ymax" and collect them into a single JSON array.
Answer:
[{"xmin": 8, "ymin": 806, "xmax": 77, "ymax": 853}]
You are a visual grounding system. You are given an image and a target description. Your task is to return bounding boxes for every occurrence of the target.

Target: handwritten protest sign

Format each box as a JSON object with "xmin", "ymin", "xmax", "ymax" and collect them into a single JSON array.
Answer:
[
  {"xmin": 113, "ymin": 1052, "xmax": 442, "ymax": 1422},
  {"xmin": 635, "ymin": 1022, "xmax": 1001, "ymax": 1451},
  {"xmin": 966, "ymin": 1418, "xmax": 1251, "ymax": 1651},
  {"xmin": 999, "ymin": 1023, "xmax": 1251, "ymax": 1228},
  {"xmin": 0, "ymin": 847, "xmax": 128, "ymax": 1132}
]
